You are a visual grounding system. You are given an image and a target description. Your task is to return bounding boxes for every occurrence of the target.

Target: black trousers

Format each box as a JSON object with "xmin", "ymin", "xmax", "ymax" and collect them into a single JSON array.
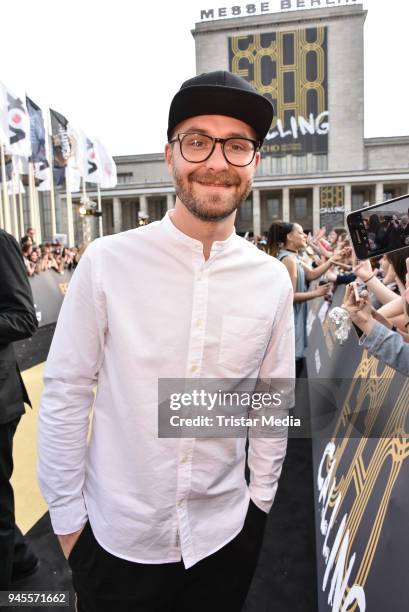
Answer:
[
  {"xmin": 69, "ymin": 500, "xmax": 267, "ymax": 612},
  {"xmin": 0, "ymin": 416, "xmax": 36, "ymax": 589}
]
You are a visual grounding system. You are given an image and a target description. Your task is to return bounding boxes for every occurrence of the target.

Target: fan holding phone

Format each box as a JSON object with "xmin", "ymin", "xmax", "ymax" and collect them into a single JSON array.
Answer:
[{"xmin": 341, "ymin": 258, "xmax": 409, "ymax": 376}]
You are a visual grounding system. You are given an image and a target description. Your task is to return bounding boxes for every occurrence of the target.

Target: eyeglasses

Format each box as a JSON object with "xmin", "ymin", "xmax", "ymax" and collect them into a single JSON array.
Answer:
[{"xmin": 169, "ymin": 132, "xmax": 260, "ymax": 167}]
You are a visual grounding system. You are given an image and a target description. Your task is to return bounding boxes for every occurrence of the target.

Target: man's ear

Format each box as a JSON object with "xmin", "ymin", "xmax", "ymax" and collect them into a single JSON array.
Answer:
[
  {"xmin": 165, "ymin": 143, "xmax": 173, "ymax": 172},
  {"xmin": 254, "ymin": 150, "xmax": 261, "ymax": 169}
]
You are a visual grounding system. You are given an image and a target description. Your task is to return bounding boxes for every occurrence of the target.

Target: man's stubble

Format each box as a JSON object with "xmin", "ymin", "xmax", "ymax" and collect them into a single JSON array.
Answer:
[{"xmin": 172, "ymin": 166, "xmax": 253, "ymax": 223}]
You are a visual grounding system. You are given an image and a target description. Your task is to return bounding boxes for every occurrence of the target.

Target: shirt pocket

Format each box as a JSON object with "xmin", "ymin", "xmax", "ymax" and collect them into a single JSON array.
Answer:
[{"xmin": 218, "ymin": 315, "xmax": 271, "ymax": 373}]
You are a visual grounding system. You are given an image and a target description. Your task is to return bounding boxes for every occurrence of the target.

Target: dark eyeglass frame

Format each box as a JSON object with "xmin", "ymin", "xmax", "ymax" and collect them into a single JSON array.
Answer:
[{"xmin": 169, "ymin": 132, "xmax": 261, "ymax": 167}]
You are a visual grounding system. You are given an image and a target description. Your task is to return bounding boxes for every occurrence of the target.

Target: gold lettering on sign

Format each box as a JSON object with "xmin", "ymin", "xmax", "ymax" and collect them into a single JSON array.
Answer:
[{"xmin": 318, "ymin": 351, "xmax": 409, "ymax": 607}]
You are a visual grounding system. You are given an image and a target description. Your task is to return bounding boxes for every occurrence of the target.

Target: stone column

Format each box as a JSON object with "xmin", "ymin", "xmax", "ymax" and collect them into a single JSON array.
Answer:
[
  {"xmin": 139, "ymin": 194, "xmax": 148, "ymax": 215},
  {"xmin": 375, "ymin": 182, "xmax": 384, "ymax": 204},
  {"xmin": 313, "ymin": 185, "xmax": 320, "ymax": 234},
  {"xmin": 282, "ymin": 187, "xmax": 290, "ymax": 222},
  {"xmin": 344, "ymin": 184, "xmax": 352, "ymax": 214},
  {"xmin": 166, "ymin": 193, "xmax": 174, "ymax": 211},
  {"xmin": 252, "ymin": 189, "xmax": 261, "ymax": 237},
  {"xmin": 113, "ymin": 197, "xmax": 122, "ymax": 234}
]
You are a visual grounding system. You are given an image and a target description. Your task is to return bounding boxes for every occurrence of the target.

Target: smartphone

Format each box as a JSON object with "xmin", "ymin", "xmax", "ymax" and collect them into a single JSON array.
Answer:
[{"xmin": 346, "ymin": 193, "xmax": 409, "ymax": 259}]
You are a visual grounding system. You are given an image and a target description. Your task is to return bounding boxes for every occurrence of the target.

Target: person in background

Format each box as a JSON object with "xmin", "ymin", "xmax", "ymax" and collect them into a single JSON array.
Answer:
[
  {"xmin": 353, "ymin": 246, "xmax": 409, "ymax": 332},
  {"xmin": 342, "ymin": 261, "xmax": 409, "ymax": 377},
  {"xmin": 21, "ymin": 243, "xmax": 35, "ymax": 277},
  {"xmin": 266, "ymin": 221, "xmax": 347, "ymax": 376},
  {"xmin": 0, "ymin": 229, "xmax": 39, "ymax": 589}
]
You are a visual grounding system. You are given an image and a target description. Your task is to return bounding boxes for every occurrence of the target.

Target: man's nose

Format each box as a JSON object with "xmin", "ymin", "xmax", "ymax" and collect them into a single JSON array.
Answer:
[{"xmin": 203, "ymin": 142, "xmax": 230, "ymax": 171}]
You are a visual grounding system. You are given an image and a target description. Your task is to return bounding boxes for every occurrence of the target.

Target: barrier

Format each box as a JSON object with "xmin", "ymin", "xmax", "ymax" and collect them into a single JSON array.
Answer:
[
  {"xmin": 29, "ymin": 269, "xmax": 73, "ymax": 327},
  {"xmin": 306, "ymin": 287, "xmax": 409, "ymax": 611}
]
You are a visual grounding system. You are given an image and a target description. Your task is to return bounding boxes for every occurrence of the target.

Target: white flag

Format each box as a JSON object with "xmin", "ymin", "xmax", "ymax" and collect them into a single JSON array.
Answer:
[
  {"xmin": 0, "ymin": 82, "xmax": 9, "ymax": 146},
  {"xmin": 6, "ymin": 89, "xmax": 31, "ymax": 158},
  {"xmin": 95, "ymin": 139, "xmax": 117, "ymax": 188},
  {"xmin": 6, "ymin": 156, "xmax": 25, "ymax": 195},
  {"xmin": 84, "ymin": 135, "xmax": 101, "ymax": 184}
]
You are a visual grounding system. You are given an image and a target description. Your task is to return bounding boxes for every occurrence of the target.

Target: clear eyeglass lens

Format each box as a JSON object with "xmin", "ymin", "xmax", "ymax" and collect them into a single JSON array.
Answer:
[{"xmin": 180, "ymin": 134, "xmax": 254, "ymax": 165}]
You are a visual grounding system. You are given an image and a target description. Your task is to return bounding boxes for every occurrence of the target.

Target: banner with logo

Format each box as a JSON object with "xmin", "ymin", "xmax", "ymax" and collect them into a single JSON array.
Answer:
[
  {"xmin": 306, "ymin": 288, "xmax": 409, "ymax": 611},
  {"xmin": 229, "ymin": 26, "xmax": 329, "ymax": 157}
]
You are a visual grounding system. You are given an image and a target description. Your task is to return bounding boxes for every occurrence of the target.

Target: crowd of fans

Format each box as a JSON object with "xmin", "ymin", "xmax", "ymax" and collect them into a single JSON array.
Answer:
[
  {"xmin": 20, "ymin": 227, "xmax": 83, "ymax": 277},
  {"xmin": 246, "ymin": 221, "xmax": 409, "ymax": 376}
]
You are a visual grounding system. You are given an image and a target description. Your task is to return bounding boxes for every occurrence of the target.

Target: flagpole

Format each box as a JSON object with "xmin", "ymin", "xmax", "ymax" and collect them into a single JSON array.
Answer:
[
  {"xmin": 34, "ymin": 178, "xmax": 42, "ymax": 244},
  {"xmin": 11, "ymin": 168, "xmax": 19, "ymax": 238},
  {"xmin": 28, "ymin": 161, "xmax": 37, "ymax": 235},
  {"xmin": 18, "ymin": 178, "xmax": 24, "ymax": 238},
  {"xmin": 0, "ymin": 145, "xmax": 12, "ymax": 233},
  {"xmin": 65, "ymin": 164, "xmax": 75, "ymax": 247},
  {"xmin": 97, "ymin": 184, "xmax": 103, "ymax": 237},
  {"xmin": 49, "ymin": 165, "xmax": 57, "ymax": 240},
  {"xmin": 46, "ymin": 110, "xmax": 57, "ymax": 241}
]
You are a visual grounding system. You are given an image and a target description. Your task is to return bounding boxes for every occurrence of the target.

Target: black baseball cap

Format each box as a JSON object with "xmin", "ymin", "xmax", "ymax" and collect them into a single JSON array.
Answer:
[{"xmin": 167, "ymin": 71, "xmax": 274, "ymax": 144}]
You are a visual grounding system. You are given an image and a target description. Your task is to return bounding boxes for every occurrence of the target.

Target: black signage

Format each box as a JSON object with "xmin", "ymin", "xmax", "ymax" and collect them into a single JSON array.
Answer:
[
  {"xmin": 229, "ymin": 27, "xmax": 329, "ymax": 156},
  {"xmin": 306, "ymin": 288, "xmax": 409, "ymax": 611}
]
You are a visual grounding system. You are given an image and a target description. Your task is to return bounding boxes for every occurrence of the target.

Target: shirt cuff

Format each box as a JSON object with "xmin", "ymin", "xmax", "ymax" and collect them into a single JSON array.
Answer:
[
  {"xmin": 48, "ymin": 496, "xmax": 88, "ymax": 535},
  {"xmin": 362, "ymin": 320, "xmax": 394, "ymax": 352},
  {"xmin": 248, "ymin": 483, "xmax": 278, "ymax": 514}
]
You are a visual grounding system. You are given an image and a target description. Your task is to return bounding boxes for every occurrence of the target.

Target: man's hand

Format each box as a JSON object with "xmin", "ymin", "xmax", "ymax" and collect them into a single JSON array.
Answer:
[{"xmin": 57, "ymin": 525, "xmax": 86, "ymax": 560}]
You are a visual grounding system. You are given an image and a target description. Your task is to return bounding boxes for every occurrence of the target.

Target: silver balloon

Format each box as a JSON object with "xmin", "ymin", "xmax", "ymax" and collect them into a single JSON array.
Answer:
[{"xmin": 328, "ymin": 306, "xmax": 351, "ymax": 344}]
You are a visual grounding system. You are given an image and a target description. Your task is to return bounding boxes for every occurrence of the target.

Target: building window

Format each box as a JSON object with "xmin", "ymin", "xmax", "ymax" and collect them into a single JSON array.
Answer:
[
  {"xmin": 117, "ymin": 172, "xmax": 134, "ymax": 184},
  {"xmin": 266, "ymin": 198, "xmax": 280, "ymax": 219},
  {"xmin": 295, "ymin": 196, "xmax": 308, "ymax": 219},
  {"xmin": 352, "ymin": 192, "xmax": 365, "ymax": 211},
  {"xmin": 295, "ymin": 156, "xmax": 307, "ymax": 173},
  {"xmin": 273, "ymin": 157, "xmax": 285, "ymax": 174},
  {"xmin": 315, "ymin": 155, "xmax": 328, "ymax": 172},
  {"xmin": 239, "ymin": 199, "xmax": 253, "ymax": 222}
]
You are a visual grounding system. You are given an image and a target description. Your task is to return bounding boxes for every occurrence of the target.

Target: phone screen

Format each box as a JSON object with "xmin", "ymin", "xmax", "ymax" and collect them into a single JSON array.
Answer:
[{"xmin": 347, "ymin": 194, "xmax": 409, "ymax": 259}]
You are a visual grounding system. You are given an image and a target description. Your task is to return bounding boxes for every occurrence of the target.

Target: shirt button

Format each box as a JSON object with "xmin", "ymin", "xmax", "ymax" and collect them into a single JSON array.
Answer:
[
  {"xmin": 190, "ymin": 364, "xmax": 198, "ymax": 373},
  {"xmin": 196, "ymin": 319, "xmax": 203, "ymax": 328},
  {"xmin": 178, "ymin": 499, "xmax": 184, "ymax": 507},
  {"xmin": 181, "ymin": 456, "xmax": 189, "ymax": 464}
]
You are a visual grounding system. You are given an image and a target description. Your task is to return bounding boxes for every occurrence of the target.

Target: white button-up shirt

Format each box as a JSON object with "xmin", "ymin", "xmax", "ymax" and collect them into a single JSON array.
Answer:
[{"xmin": 38, "ymin": 211, "xmax": 295, "ymax": 569}]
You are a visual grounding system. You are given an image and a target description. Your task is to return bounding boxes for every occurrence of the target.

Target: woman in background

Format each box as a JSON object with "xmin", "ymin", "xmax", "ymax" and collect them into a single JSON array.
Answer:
[{"xmin": 267, "ymin": 221, "xmax": 347, "ymax": 376}]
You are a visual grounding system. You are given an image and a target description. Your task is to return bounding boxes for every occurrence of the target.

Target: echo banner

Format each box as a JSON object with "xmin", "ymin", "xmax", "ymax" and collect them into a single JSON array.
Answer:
[
  {"xmin": 229, "ymin": 27, "xmax": 329, "ymax": 157},
  {"xmin": 305, "ymin": 288, "xmax": 409, "ymax": 611}
]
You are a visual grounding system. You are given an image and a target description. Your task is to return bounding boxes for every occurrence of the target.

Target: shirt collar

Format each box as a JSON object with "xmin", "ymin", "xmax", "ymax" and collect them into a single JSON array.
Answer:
[{"xmin": 161, "ymin": 210, "xmax": 237, "ymax": 252}]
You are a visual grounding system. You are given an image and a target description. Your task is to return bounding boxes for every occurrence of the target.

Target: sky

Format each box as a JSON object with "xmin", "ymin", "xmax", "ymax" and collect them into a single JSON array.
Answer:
[{"xmin": 0, "ymin": 0, "xmax": 407, "ymax": 156}]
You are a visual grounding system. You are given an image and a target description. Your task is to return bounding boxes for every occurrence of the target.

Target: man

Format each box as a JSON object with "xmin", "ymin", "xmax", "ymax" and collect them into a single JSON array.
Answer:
[
  {"xmin": 0, "ymin": 229, "xmax": 39, "ymax": 589},
  {"xmin": 38, "ymin": 71, "xmax": 295, "ymax": 611},
  {"xmin": 20, "ymin": 228, "xmax": 35, "ymax": 248}
]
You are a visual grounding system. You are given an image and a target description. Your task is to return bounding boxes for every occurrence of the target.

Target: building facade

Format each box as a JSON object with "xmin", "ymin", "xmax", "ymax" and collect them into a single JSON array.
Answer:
[
  {"xmin": 87, "ymin": 4, "xmax": 409, "ymax": 241},
  {"xmin": 4, "ymin": 4, "xmax": 408, "ymax": 244}
]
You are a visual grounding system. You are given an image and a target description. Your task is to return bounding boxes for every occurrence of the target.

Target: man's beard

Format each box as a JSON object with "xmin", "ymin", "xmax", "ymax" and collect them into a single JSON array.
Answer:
[{"xmin": 172, "ymin": 167, "xmax": 253, "ymax": 222}]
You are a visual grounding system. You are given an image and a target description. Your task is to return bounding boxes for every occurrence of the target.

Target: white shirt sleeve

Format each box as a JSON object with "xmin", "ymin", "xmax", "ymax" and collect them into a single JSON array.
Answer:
[
  {"xmin": 248, "ymin": 273, "xmax": 295, "ymax": 513},
  {"xmin": 37, "ymin": 241, "xmax": 107, "ymax": 534}
]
